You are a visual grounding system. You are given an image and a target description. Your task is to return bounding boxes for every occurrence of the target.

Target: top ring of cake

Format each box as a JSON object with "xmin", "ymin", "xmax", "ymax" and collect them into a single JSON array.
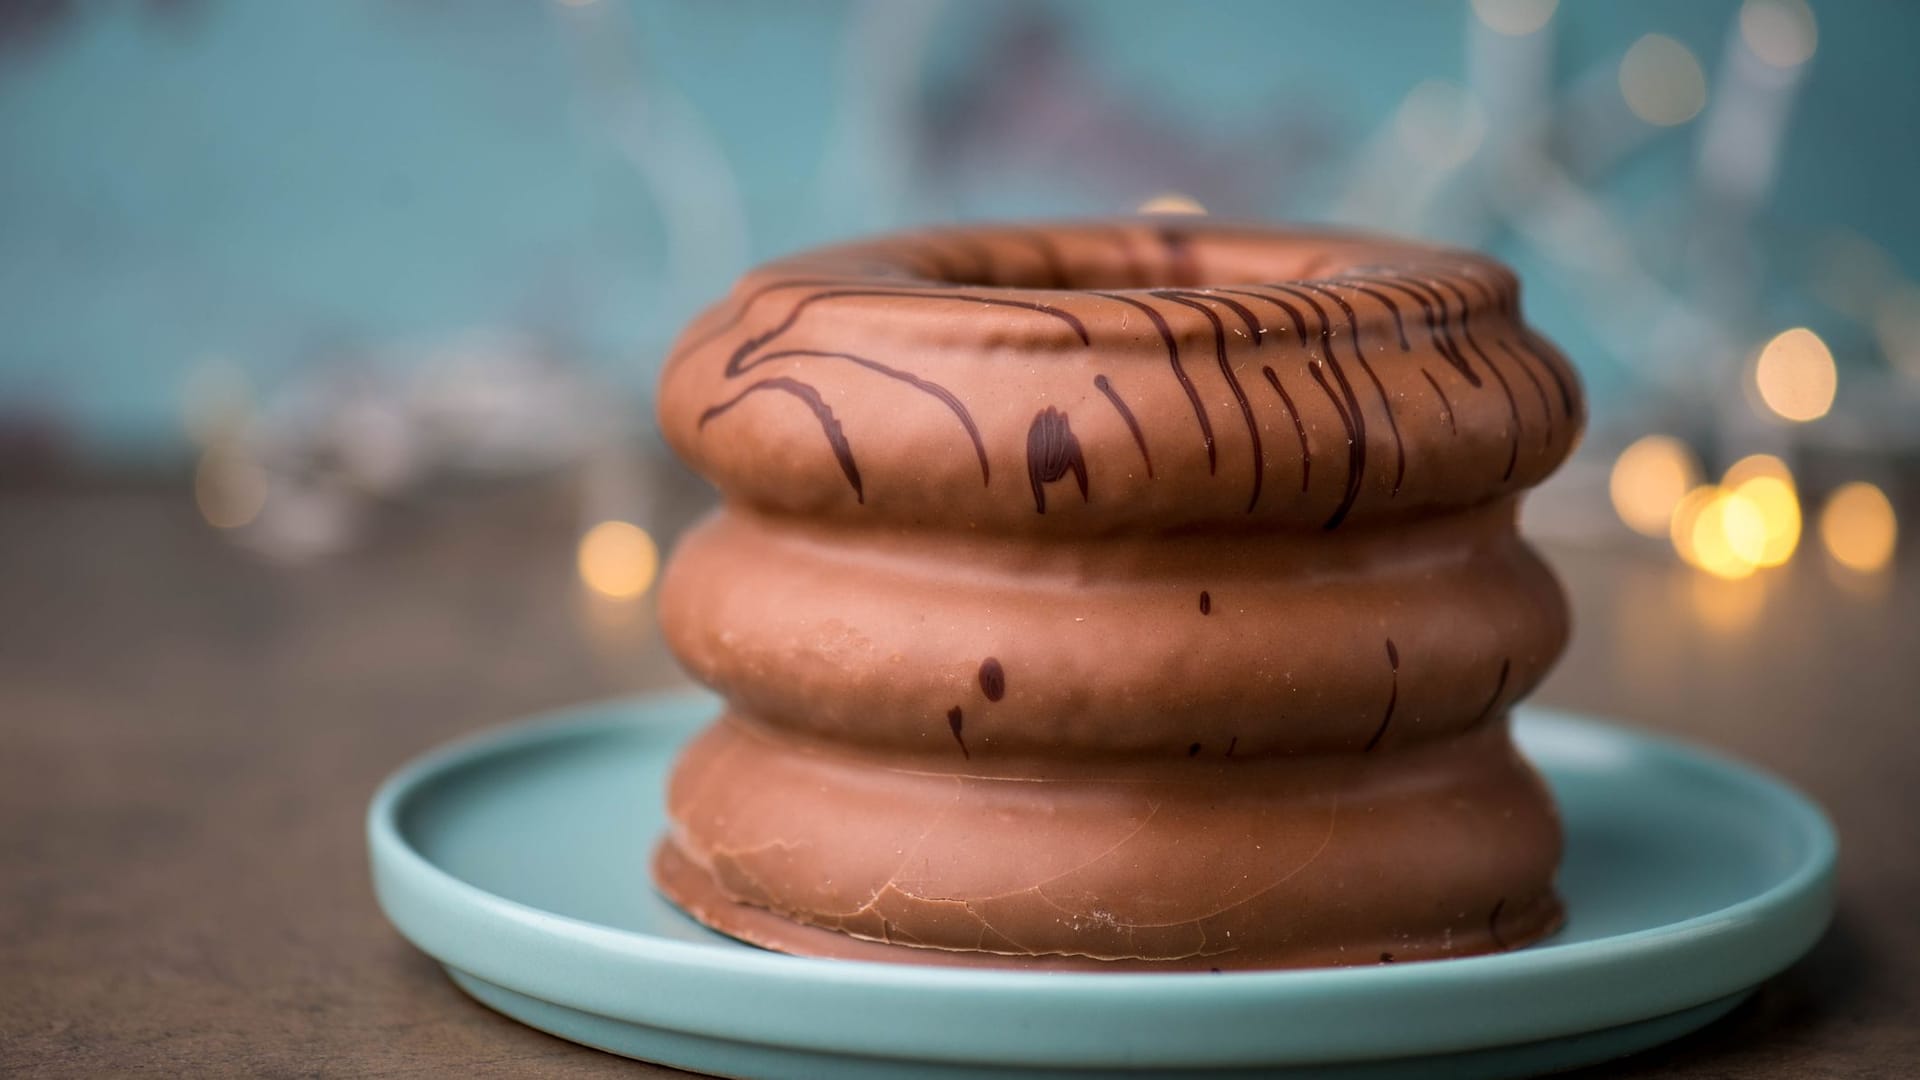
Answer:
[{"xmin": 658, "ymin": 220, "xmax": 1584, "ymax": 532}]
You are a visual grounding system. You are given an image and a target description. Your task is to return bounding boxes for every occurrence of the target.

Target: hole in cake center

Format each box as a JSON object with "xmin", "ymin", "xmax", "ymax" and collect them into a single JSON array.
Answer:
[{"xmin": 917, "ymin": 227, "xmax": 1350, "ymax": 291}]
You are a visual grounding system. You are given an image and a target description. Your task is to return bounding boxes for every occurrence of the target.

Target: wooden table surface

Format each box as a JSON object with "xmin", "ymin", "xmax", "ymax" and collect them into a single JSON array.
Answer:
[{"xmin": 3, "ymin": 480, "xmax": 1915, "ymax": 1078}]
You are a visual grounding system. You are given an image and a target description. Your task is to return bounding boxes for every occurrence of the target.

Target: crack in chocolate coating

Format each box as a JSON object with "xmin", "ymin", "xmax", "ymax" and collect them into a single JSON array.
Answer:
[{"xmin": 655, "ymin": 221, "xmax": 1582, "ymax": 969}]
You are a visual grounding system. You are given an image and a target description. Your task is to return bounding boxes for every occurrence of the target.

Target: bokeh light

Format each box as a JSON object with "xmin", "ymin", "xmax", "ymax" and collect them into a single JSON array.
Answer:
[
  {"xmin": 1395, "ymin": 80, "xmax": 1488, "ymax": 171},
  {"xmin": 1137, "ymin": 193, "xmax": 1206, "ymax": 215},
  {"xmin": 1471, "ymin": 0, "xmax": 1557, "ymax": 37},
  {"xmin": 1820, "ymin": 482, "xmax": 1898, "ymax": 573},
  {"xmin": 1672, "ymin": 485, "xmax": 1767, "ymax": 579},
  {"xmin": 1620, "ymin": 34, "xmax": 1707, "ymax": 127},
  {"xmin": 194, "ymin": 446, "xmax": 268, "ymax": 530},
  {"xmin": 1754, "ymin": 327, "xmax": 1837, "ymax": 422},
  {"xmin": 1739, "ymin": 0, "xmax": 1818, "ymax": 68},
  {"xmin": 577, "ymin": 520, "xmax": 660, "ymax": 599},
  {"xmin": 1610, "ymin": 434, "xmax": 1701, "ymax": 537},
  {"xmin": 1732, "ymin": 473, "xmax": 1801, "ymax": 567}
]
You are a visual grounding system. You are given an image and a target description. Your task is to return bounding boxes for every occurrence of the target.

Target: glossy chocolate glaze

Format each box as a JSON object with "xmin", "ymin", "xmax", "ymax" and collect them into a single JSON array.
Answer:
[{"xmin": 652, "ymin": 220, "xmax": 1584, "ymax": 969}]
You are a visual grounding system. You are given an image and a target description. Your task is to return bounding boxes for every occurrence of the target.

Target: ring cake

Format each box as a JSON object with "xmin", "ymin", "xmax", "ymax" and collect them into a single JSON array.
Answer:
[{"xmin": 652, "ymin": 220, "xmax": 1584, "ymax": 969}]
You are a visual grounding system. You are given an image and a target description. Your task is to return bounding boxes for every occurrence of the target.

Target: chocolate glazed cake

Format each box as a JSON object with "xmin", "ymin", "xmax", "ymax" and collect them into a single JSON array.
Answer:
[{"xmin": 652, "ymin": 220, "xmax": 1585, "ymax": 970}]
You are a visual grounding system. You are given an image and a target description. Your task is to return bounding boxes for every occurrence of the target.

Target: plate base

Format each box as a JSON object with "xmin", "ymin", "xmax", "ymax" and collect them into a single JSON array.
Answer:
[{"xmin": 448, "ymin": 967, "xmax": 1748, "ymax": 1079}]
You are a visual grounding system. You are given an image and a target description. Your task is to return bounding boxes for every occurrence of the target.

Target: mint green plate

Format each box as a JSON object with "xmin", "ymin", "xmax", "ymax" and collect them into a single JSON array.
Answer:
[{"xmin": 368, "ymin": 692, "xmax": 1834, "ymax": 1079}]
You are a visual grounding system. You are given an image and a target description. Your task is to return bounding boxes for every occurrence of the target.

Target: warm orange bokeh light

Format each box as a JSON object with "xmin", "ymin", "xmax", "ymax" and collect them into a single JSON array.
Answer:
[{"xmin": 577, "ymin": 520, "xmax": 660, "ymax": 599}]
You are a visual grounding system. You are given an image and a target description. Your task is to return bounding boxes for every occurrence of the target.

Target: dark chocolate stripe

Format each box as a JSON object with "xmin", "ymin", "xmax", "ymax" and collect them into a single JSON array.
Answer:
[
  {"xmin": 672, "ymin": 276, "xmax": 899, "ymax": 363},
  {"xmin": 1303, "ymin": 282, "xmax": 1406, "ymax": 496},
  {"xmin": 1436, "ymin": 259, "xmax": 1578, "ymax": 422},
  {"xmin": 1488, "ymin": 898, "xmax": 1510, "ymax": 951},
  {"xmin": 1497, "ymin": 338, "xmax": 1554, "ymax": 448},
  {"xmin": 1474, "ymin": 658, "xmax": 1512, "ymax": 726},
  {"xmin": 1154, "ymin": 291, "xmax": 1264, "ymax": 511},
  {"xmin": 1260, "ymin": 365, "xmax": 1312, "ymax": 493},
  {"xmin": 1094, "ymin": 291, "xmax": 1215, "ymax": 472},
  {"xmin": 729, "ymin": 289, "xmax": 1089, "ymax": 374},
  {"xmin": 1260, "ymin": 284, "xmax": 1370, "ymax": 529},
  {"xmin": 750, "ymin": 349, "xmax": 988, "ymax": 484},
  {"xmin": 1365, "ymin": 638, "xmax": 1400, "ymax": 752},
  {"xmin": 1403, "ymin": 271, "xmax": 1523, "ymax": 481},
  {"xmin": 1420, "ymin": 367, "xmax": 1457, "ymax": 434},
  {"xmin": 1322, "ymin": 279, "xmax": 1411, "ymax": 351},
  {"xmin": 1184, "ymin": 291, "xmax": 1264, "ymax": 344},
  {"xmin": 1344, "ymin": 274, "xmax": 1481, "ymax": 387},
  {"xmin": 1216, "ymin": 289, "xmax": 1307, "ymax": 341},
  {"xmin": 1093, "ymin": 374, "xmax": 1154, "ymax": 478},
  {"xmin": 1025, "ymin": 406, "xmax": 1089, "ymax": 513},
  {"xmin": 698, "ymin": 377, "xmax": 862, "ymax": 502}
]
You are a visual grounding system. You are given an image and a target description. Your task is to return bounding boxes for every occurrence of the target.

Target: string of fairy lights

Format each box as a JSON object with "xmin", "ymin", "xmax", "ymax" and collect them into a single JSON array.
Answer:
[{"xmin": 184, "ymin": 0, "xmax": 1902, "ymax": 612}]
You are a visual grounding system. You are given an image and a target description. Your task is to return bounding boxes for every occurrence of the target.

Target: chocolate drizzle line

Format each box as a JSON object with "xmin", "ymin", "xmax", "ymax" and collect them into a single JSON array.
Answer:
[
  {"xmin": 1245, "ymin": 285, "xmax": 1369, "ymax": 529},
  {"xmin": 1364, "ymin": 638, "xmax": 1400, "ymax": 752},
  {"xmin": 1488, "ymin": 898, "xmax": 1510, "ymax": 951},
  {"xmin": 1406, "ymin": 271, "xmax": 1523, "ymax": 480},
  {"xmin": 1436, "ymin": 258, "xmax": 1577, "ymax": 421},
  {"xmin": 1226, "ymin": 736, "xmax": 1238, "ymax": 757},
  {"xmin": 1304, "ymin": 282, "xmax": 1406, "ymax": 496},
  {"xmin": 1199, "ymin": 590, "xmax": 1212, "ymax": 615},
  {"xmin": 1475, "ymin": 658, "xmax": 1512, "ymax": 727},
  {"xmin": 1343, "ymin": 275, "xmax": 1480, "ymax": 387},
  {"xmin": 1025, "ymin": 407, "xmax": 1089, "ymax": 514},
  {"xmin": 1499, "ymin": 338, "xmax": 1555, "ymax": 447},
  {"xmin": 1094, "ymin": 292, "xmax": 1215, "ymax": 472},
  {"xmin": 1421, "ymin": 368, "xmax": 1457, "ymax": 434},
  {"xmin": 978, "ymin": 658, "xmax": 1006, "ymax": 702},
  {"xmin": 1329, "ymin": 280, "xmax": 1412, "ymax": 351},
  {"xmin": 1154, "ymin": 291, "xmax": 1264, "ymax": 511},
  {"xmin": 1093, "ymin": 375, "xmax": 1154, "ymax": 477},
  {"xmin": 1189, "ymin": 291, "xmax": 1266, "ymax": 343},
  {"xmin": 1223, "ymin": 289, "xmax": 1352, "ymax": 516},
  {"xmin": 1261, "ymin": 365, "xmax": 1312, "ymax": 493},
  {"xmin": 673, "ymin": 276, "xmax": 916, "ymax": 363},
  {"xmin": 1187, "ymin": 742, "xmax": 1203, "ymax": 757},
  {"xmin": 750, "ymin": 350, "xmax": 989, "ymax": 484},
  {"xmin": 699, "ymin": 377, "xmax": 862, "ymax": 501},
  {"xmin": 729, "ymin": 289, "xmax": 1089, "ymax": 374},
  {"xmin": 947, "ymin": 706, "xmax": 969, "ymax": 759}
]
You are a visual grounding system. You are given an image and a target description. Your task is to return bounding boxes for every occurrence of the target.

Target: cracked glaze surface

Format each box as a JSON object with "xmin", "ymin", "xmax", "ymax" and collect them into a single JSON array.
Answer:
[{"xmin": 652, "ymin": 220, "xmax": 1583, "ymax": 969}]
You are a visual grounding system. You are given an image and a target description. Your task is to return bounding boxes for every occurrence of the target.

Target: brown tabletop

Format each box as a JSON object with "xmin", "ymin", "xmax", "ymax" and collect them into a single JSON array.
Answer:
[{"xmin": 2, "ymin": 480, "xmax": 1915, "ymax": 1077}]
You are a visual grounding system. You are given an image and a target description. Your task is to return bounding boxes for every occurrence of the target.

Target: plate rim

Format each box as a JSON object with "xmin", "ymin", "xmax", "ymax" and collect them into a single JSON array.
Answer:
[{"xmin": 368, "ymin": 691, "xmax": 1836, "ymax": 1069}]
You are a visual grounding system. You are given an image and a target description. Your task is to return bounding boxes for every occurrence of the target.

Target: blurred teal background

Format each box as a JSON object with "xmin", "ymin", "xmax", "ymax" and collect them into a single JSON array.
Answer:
[{"xmin": 1, "ymin": 0, "xmax": 1916, "ymax": 466}]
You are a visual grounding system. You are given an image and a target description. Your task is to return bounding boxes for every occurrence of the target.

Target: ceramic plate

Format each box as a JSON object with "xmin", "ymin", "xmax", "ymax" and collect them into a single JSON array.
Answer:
[{"xmin": 368, "ymin": 692, "xmax": 1834, "ymax": 1079}]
